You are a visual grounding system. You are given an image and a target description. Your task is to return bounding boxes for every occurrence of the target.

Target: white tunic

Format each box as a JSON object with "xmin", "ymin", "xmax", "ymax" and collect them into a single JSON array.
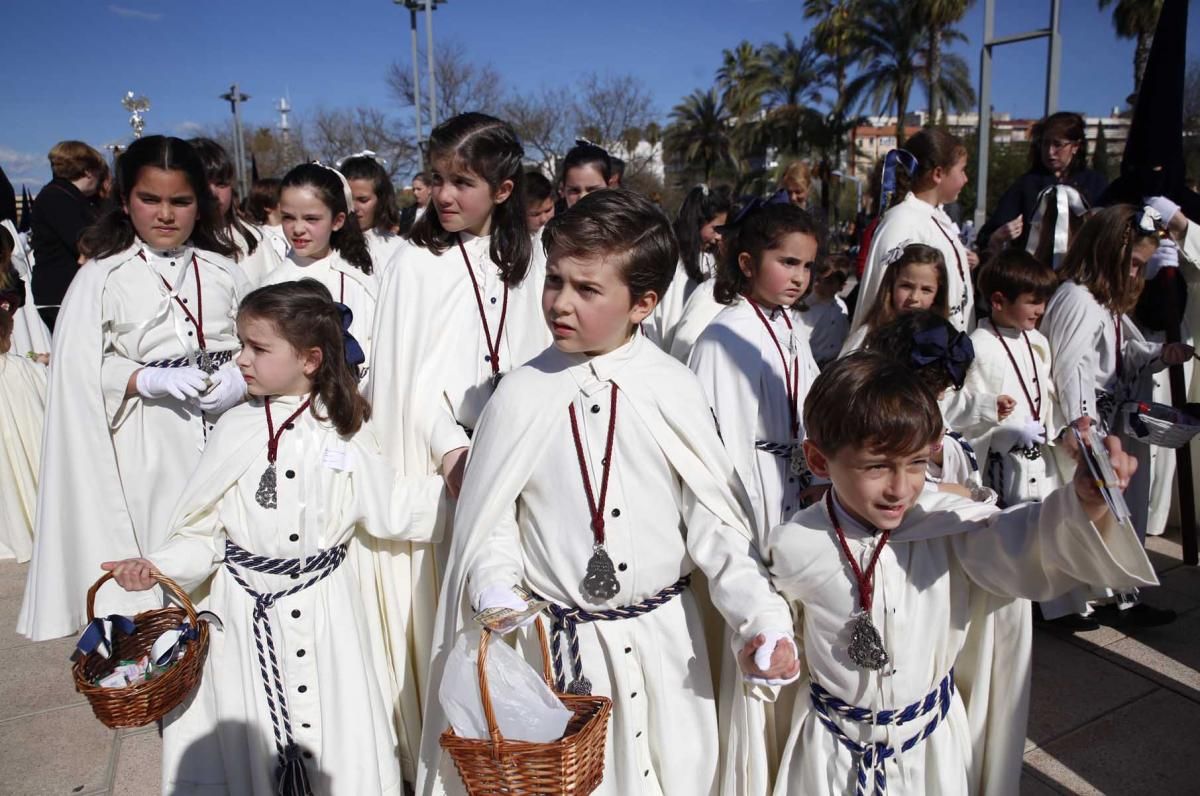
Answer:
[
  {"xmin": 0, "ymin": 352, "xmax": 45, "ymax": 561},
  {"xmin": 19, "ymin": 242, "xmax": 247, "ymax": 639},
  {"xmin": 365, "ymin": 228, "xmax": 407, "ymax": 280},
  {"xmin": 646, "ymin": 252, "xmax": 715, "ymax": 348},
  {"xmin": 850, "ymin": 193, "xmax": 975, "ymax": 336},
  {"xmin": 147, "ymin": 396, "xmax": 443, "ymax": 795},
  {"xmin": 366, "ymin": 232, "xmax": 551, "ymax": 778},
  {"xmin": 797, "ymin": 294, "xmax": 849, "ymax": 367},
  {"xmin": 765, "ymin": 487, "xmax": 1155, "ymax": 795},
  {"xmin": 668, "ymin": 278, "xmax": 725, "ymax": 363},
  {"xmin": 232, "ymin": 223, "xmax": 284, "ymax": 286},
  {"xmin": 261, "ymin": 223, "xmax": 290, "ymax": 261},
  {"xmin": 2, "ymin": 219, "xmax": 51, "ymax": 357},
  {"xmin": 419, "ymin": 336, "xmax": 796, "ymax": 796}
]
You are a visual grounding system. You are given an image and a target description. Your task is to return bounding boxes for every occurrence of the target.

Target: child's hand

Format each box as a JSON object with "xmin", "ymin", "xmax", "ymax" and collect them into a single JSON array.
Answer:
[
  {"xmin": 966, "ymin": 249, "xmax": 980, "ymax": 270},
  {"xmin": 100, "ymin": 558, "xmax": 159, "ymax": 591},
  {"xmin": 1162, "ymin": 343, "xmax": 1195, "ymax": 367},
  {"xmin": 997, "ymin": 394, "xmax": 1017, "ymax": 419},
  {"xmin": 441, "ymin": 446, "xmax": 469, "ymax": 498},
  {"xmin": 738, "ymin": 631, "xmax": 801, "ymax": 685},
  {"xmin": 1071, "ymin": 435, "xmax": 1137, "ymax": 522}
]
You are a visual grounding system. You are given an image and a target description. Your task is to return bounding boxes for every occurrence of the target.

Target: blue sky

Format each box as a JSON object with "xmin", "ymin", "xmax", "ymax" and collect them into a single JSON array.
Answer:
[{"xmin": 3, "ymin": 0, "xmax": 1195, "ymax": 189}]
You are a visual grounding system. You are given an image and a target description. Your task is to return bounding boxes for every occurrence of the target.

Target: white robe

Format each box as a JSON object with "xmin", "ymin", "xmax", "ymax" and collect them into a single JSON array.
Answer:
[
  {"xmin": 418, "ymin": 335, "xmax": 796, "ymax": 796},
  {"xmin": 231, "ymin": 223, "xmax": 283, "ymax": 286},
  {"xmin": 668, "ymin": 278, "xmax": 725, "ymax": 363},
  {"xmin": 261, "ymin": 223, "xmax": 290, "ymax": 262},
  {"xmin": 0, "ymin": 352, "xmax": 46, "ymax": 561},
  {"xmin": 147, "ymin": 396, "xmax": 443, "ymax": 795},
  {"xmin": 797, "ymin": 295, "xmax": 849, "ymax": 368},
  {"xmin": 2, "ymin": 219, "xmax": 52, "ymax": 357},
  {"xmin": 646, "ymin": 252, "xmax": 715, "ymax": 349},
  {"xmin": 766, "ymin": 487, "xmax": 1156, "ymax": 795},
  {"xmin": 365, "ymin": 228, "xmax": 407, "ymax": 280},
  {"xmin": 850, "ymin": 193, "xmax": 976, "ymax": 336},
  {"xmin": 367, "ymin": 232, "xmax": 551, "ymax": 779},
  {"xmin": 18, "ymin": 243, "xmax": 247, "ymax": 640}
]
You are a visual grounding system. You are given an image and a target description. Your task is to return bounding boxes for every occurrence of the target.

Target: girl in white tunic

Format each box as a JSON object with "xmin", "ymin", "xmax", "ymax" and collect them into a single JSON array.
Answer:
[
  {"xmin": 1042, "ymin": 204, "xmax": 1194, "ymax": 626},
  {"xmin": 245, "ymin": 177, "xmax": 290, "ymax": 261},
  {"xmin": 342, "ymin": 155, "xmax": 407, "ymax": 278},
  {"xmin": 1, "ymin": 219, "xmax": 52, "ymax": 358},
  {"xmin": 757, "ymin": 354, "xmax": 1156, "ymax": 796},
  {"xmin": 263, "ymin": 164, "xmax": 379, "ymax": 376},
  {"xmin": 19, "ymin": 135, "xmax": 250, "ymax": 641},
  {"xmin": 419, "ymin": 189, "xmax": 799, "ymax": 796},
  {"xmin": 190, "ymin": 137, "xmax": 283, "ymax": 286},
  {"xmin": 842, "ymin": 243, "xmax": 950, "ymax": 355},
  {"xmin": 0, "ymin": 304, "xmax": 45, "ymax": 561},
  {"xmin": 369, "ymin": 113, "xmax": 552, "ymax": 780},
  {"xmin": 797, "ymin": 257, "xmax": 850, "ymax": 368},
  {"xmin": 102, "ymin": 280, "xmax": 443, "ymax": 795},
  {"xmin": 851, "ymin": 129, "xmax": 977, "ymax": 337},
  {"xmin": 646, "ymin": 185, "xmax": 729, "ymax": 348}
]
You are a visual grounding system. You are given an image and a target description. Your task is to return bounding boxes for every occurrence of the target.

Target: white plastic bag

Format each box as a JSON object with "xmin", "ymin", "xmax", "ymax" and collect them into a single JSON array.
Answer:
[{"xmin": 439, "ymin": 630, "xmax": 572, "ymax": 743}]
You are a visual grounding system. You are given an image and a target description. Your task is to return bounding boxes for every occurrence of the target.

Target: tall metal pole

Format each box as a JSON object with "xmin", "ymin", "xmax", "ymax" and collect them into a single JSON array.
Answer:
[
  {"xmin": 425, "ymin": 0, "xmax": 438, "ymax": 129},
  {"xmin": 973, "ymin": 0, "xmax": 994, "ymax": 228},
  {"xmin": 1045, "ymin": 0, "xmax": 1062, "ymax": 115},
  {"xmin": 231, "ymin": 86, "xmax": 248, "ymax": 197},
  {"xmin": 410, "ymin": 8, "xmax": 424, "ymax": 169}
]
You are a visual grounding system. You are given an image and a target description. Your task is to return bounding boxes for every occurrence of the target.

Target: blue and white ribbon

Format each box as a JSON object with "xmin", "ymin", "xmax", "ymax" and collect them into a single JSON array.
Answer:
[{"xmin": 74, "ymin": 614, "xmax": 136, "ymax": 660}]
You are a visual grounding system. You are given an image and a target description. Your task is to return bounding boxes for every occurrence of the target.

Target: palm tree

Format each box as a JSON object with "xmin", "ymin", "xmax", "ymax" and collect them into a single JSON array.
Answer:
[
  {"xmin": 921, "ymin": 51, "xmax": 976, "ymax": 123},
  {"xmin": 1098, "ymin": 0, "xmax": 1163, "ymax": 101},
  {"xmin": 665, "ymin": 88, "xmax": 734, "ymax": 182},
  {"xmin": 916, "ymin": 0, "xmax": 976, "ymax": 125},
  {"xmin": 804, "ymin": 0, "xmax": 864, "ymax": 165},
  {"xmin": 760, "ymin": 33, "xmax": 827, "ymax": 155},
  {"xmin": 845, "ymin": 0, "xmax": 925, "ymax": 145},
  {"xmin": 717, "ymin": 41, "xmax": 767, "ymax": 121}
]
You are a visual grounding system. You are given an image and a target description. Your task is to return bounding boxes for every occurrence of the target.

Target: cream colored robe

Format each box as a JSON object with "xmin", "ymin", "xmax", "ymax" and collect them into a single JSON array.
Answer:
[
  {"xmin": 2, "ymin": 219, "xmax": 52, "ymax": 357},
  {"xmin": 0, "ymin": 353, "xmax": 46, "ymax": 561},
  {"xmin": 232, "ymin": 222, "xmax": 283, "ymax": 286}
]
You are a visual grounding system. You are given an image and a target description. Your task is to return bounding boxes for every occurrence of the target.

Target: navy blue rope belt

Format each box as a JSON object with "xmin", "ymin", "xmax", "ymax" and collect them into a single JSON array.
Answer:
[
  {"xmin": 143, "ymin": 347, "xmax": 235, "ymax": 374},
  {"xmin": 810, "ymin": 669, "xmax": 956, "ymax": 796},
  {"xmin": 531, "ymin": 575, "xmax": 690, "ymax": 695},
  {"xmin": 223, "ymin": 539, "xmax": 348, "ymax": 796}
]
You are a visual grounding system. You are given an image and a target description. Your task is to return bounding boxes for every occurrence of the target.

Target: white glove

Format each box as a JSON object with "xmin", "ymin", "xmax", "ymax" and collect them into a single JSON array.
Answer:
[
  {"xmin": 475, "ymin": 584, "xmax": 538, "ymax": 633},
  {"xmin": 1144, "ymin": 238, "xmax": 1179, "ymax": 280},
  {"xmin": 196, "ymin": 364, "xmax": 249, "ymax": 415},
  {"xmin": 135, "ymin": 366, "xmax": 208, "ymax": 402},
  {"xmin": 1145, "ymin": 195, "xmax": 1181, "ymax": 227},
  {"xmin": 1013, "ymin": 417, "xmax": 1047, "ymax": 450},
  {"xmin": 744, "ymin": 630, "xmax": 801, "ymax": 686}
]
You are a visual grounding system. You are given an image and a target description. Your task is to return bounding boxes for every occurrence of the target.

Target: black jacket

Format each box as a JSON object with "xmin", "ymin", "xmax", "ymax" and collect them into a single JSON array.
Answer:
[
  {"xmin": 976, "ymin": 168, "xmax": 1108, "ymax": 253},
  {"xmin": 31, "ymin": 178, "xmax": 96, "ymax": 309}
]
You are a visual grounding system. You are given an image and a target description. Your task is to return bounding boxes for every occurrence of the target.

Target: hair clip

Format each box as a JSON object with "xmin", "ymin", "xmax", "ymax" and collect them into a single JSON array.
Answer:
[
  {"xmin": 337, "ymin": 150, "xmax": 387, "ymax": 168},
  {"xmin": 312, "ymin": 161, "xmax": 356, "ymax": 216},
  {"xmin": 1134, "ymin": 205, "xmax": 1166, "ymax": 237},
  {"xmin": 880, "ymin": 149, "xmax": 918, "ymax": 212},
  {"xmin": 881, "ymin": 241, "xmax": 914, "ymax": 268},
  {"xmin": 911, "ymin": 326, "xmax": 974, "ymax": 390},
  {"xmin": 697, "ymin": 183, "xmax": 710, "ymax": 197}
]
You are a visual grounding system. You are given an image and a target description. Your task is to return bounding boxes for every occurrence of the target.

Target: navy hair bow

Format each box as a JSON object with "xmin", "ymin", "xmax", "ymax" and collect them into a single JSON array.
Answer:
[
  {"xmin": 335, "ymin": 303, "xmax": 365, "ymax": 367},
  {"xmin": 880, "ymin": 149, "xmax": 919, "ymax": 213},
  {"xmin": 911, "ymin": 325, "xmax": 975, "ymax": 390},
  {"xmin": 74, "ymin": 614, "xmax": 136, "ymax": 660}
]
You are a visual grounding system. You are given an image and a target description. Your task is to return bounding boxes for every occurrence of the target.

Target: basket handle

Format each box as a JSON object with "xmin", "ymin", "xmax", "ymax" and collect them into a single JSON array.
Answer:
[
  {"xmin": 86, "ymin": 570, "xmax": 200, "ymax": 628},
  {"xmin": 476, "ymin": 616, "xmax": 553, "ymax": 756}
]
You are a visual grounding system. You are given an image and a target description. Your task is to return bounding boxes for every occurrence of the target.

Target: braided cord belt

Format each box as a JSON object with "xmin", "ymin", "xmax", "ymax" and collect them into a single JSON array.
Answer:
[{"xmin": 143, "ymin": 347, "xmax": 235, "ymax": 373}]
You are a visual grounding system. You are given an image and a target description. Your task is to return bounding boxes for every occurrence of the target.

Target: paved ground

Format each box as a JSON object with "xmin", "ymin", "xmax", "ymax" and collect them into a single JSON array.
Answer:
[{"xmin": 1, "ymin": 527, "xmax": 1198, "ymax": 795}]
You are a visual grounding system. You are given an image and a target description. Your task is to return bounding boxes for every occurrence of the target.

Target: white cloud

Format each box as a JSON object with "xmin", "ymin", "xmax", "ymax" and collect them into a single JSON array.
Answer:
[
  {"xmin": 174, "ymin": 120, "xmax": 207, "ymax": 137},
  {"xmin": 0, "ymin": 145, "xmax": 43, "ymax": 176},
  {"xmin": 108, "ymin": 5, "xmax": 163, "ymax": 21}
]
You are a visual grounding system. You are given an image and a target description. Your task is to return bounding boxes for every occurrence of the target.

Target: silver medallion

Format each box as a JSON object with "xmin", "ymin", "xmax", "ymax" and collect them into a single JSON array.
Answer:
[
  {"xmin": 198, "ymin": 350, "xmax": 216, "ymax": 375},
  {"xmin": 255, "ymin": 463, "xmax": 278, "ymax": 510},
  {"xmin": 790, "ymin": 445, "xmax": 808, "ymax": 477},
  {"xmin": 847, "ymin": 610, "xmax": 890, "ymax": 670},
  {"xmin": 581, "ymin": 545, "xmax": 620, "ymax": 602},
  {"xmin": 490, "ymin": 371, "xmax": 504, "ymax": 391}
]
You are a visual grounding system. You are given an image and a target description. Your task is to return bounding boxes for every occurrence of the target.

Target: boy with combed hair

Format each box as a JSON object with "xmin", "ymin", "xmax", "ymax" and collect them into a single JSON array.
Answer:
[
  {"xmin": 418, "ymin": 189, "xmax": 799, "ymax": 795},
  {"xmin": 748, "ymin": 352, "xmax": 1154, "ymax": 795}
]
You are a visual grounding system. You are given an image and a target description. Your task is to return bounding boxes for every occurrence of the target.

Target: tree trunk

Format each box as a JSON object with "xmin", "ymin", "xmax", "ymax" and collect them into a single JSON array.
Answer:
[
  {"xmin": 1133, "ymin": 30, "xmax": 1153, "ymax": 99},
  {"xmin": 927, "ymin": 28, "xmax": 942, "ymax": 125},
  {"xmin": 896, "ymin": 84, "xmax": 910, "ymax": 148},
  {"xmin": 835, "ymin": 59, "xmax": 846, "ymax": 169}
]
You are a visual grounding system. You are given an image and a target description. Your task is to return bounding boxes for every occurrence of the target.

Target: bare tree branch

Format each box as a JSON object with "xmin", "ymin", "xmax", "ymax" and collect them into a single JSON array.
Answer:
[{"xmin": 386, "ymin": 38, "xmax": 505, "ymax": 129}]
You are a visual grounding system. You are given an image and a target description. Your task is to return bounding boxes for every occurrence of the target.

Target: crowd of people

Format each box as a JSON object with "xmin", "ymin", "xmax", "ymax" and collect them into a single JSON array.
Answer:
[{"xmin": 0, "ymin": 100, "xmax": 1194, "ymax": 796}]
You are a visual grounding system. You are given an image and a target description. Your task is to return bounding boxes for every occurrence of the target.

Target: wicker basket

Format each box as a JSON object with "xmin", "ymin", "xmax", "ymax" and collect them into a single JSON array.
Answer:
[
  {"xmin": 71, "ymin": 571, "xmax": 210, "ymax": 729},
  {"xmin": 1123, "ymin": 401, "xmax": 1200, "ymax": 448},
  {"xmin": 440, "ymin": 618, "xmax": 612, "ymax": 795}
]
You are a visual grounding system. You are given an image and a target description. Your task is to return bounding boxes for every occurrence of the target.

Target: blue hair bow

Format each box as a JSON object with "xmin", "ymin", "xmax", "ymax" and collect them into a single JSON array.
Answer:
[
  {"xmin": 911, "ymin": 325, "xmax": 975, "ymax": 390},
  {"xmin": 880, "ymin": 149, "xmax": 919, "ymax": 212},
  {"xmin": 74, "ymin": 614, "xmax": 136, "ymax": 660},
  {"xmin": 335, "ymin": 303, "xmax": 365, "ymax": 367}
]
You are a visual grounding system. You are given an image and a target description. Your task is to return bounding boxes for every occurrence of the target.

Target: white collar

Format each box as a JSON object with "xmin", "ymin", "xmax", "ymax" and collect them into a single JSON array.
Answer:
[
  {"xmin": 565, "ymin": 333, "xmax": 642, "ymax": 396},
  {"xmin": 138, "ymin": 241, "xmax": 192, "ymax": 262}
]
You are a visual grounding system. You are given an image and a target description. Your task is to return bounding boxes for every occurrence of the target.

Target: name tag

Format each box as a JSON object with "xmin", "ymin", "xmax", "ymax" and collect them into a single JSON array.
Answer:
[{"xmin": 322, "ymin": 447, "xmax": 353, "ymax": 471}]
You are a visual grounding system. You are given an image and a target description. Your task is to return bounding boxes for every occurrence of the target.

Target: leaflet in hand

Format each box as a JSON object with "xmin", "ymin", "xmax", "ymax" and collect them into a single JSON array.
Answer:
[{"xmin": 1071, "ymin": 427, "xmax": 1134, "ymax": 528}]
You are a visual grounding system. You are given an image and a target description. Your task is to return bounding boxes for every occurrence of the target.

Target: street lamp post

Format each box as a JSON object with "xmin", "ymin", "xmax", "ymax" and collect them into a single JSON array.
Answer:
[
  {"xmin": 220, "ymin": 84, "xmax": 251, "ymax": 197},
  {"xmin": 397, "ymin": 1, "xmax": 447, "ymax": 171},
  {"xmin": 121, "ymin": 91, "xmax": 151, "ymax": 139}
]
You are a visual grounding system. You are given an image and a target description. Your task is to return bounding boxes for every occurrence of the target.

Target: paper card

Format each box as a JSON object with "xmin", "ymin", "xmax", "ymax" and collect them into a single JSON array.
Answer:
[
  {"xmin": 473, "ymin": 599, "xmax": 551, "ymax": 634},
  {"xmin": 1071, "ymin": 427, "xmax": 1134, "ymax": 527},
  {"xmin": 322, "ymin": 447, "xmax": 353, "ymax": 471}
]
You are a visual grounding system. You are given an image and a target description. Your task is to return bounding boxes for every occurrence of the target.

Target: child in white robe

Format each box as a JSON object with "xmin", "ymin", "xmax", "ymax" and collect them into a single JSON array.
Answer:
[
  {"xmin": 102, "ymin": 280, "xmax": 443, "ymax": 795},
  {"xmin": 19, "ymin": 135, "xmax": 250, "ymax": 641},
  {"xmin": 419, "ymin": 189, "xmax": 801, "ymax": 796},
  {"xmin": 0, "ymin": 286, "xmax": 45, "ymax": 561},
  {"xmin": 342, "ymin": 154, "xmax": 407, "ymax": 279},
  {"xmin": 245, "ymin": 177, "xmax": 290, "ymax": 261},
  {"xmin": 797, "ymin": 257, "xmax": 850, "ymax": 368},
  {"xmin": 262, "ymin": 164, "xmax": 379, "ymax": 375},
  {"xmin": 851, "ymin": 129, "xmax": 978, "ymax": 337},
  {"xmin": 0, "ymin": 218, "xmax": 51, "ymax": 359},
  {"xmin": 842, "ymin": 242, "xmax": 950, "ymax": 355},
  {"xmin": 1042, "ymin": 204, "xmax": 1194, "ymax": 627},
  {"xmin": 190, "ymin": 137, "xmax": 283, "ymax": 285},
  {"xmin": 368, "ymin": 113, "xmax": 553, "ymax": 780},
  {"xmin": 754, "ymin": 353, "xmax": 1156, "ymax": 795}
]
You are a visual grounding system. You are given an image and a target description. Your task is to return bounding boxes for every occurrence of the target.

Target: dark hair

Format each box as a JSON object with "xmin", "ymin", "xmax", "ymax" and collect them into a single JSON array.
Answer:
[
  {"xmin": 280, "ymin": 164, "xmax": 373, "ymax": 275},
  {"xmin": 804, "ymin": 351, "xmax": 943, "ymax": 456},
  {"xmin": 188, "ymin": 137, "xmax": 259, "ymax": 257},
  {"xmin": 409, "ymin": 113, "xmax": 532, "ymax": 286},
  {"xmin": 0, "ymin": 224, "xmax": 13, "ymax": 292},
  {"xmin": 1058, "ymin": 204, "xmax": 1157, "ymax": 314},
  {"xmin": 237, "ymin": 280, "xmax": 371, "ymax": 436},
  {"xmin": 340, "ymin": 156, "xmax": 400, "ymax": 234},
  {"xmin": 244, "ymin": 178, "xmax": 281, "ymax": 225},
  {"xmin": 1031, "ymin": 112, "xmax": 1088, "ymax": 175},
  {"xmin": 0, "ymin": 306, "xmax": 11, "ymax": 353},
  {"xmin": 895, "ymin": 128, "xmax": 967, "ymax": 196},
  {"xmin": 609, "ymin": 156, "xmax": 625, "ymax": 183},
  {"xmin": 524, "ymin": 170, "xmax": 554, "ymax": 204},
  {"xmin": 412, "ymin": 171, "xmax": 432, "ymax": 188},
  {"xmin": 561, "ymin": 142, "xmax": 613, "ymax": 186},
  {"xmin": 542, "ymin": 188, "xmax": 678, "ymax": 301},
  {"xmin": 674, "ymin": 185, "xmax": 732, "ymax": 284},
  {"xmin": 77, "ymin": 136, "xmax": 236, "ymax": 260},
  {"xmin": 863, "ymin": 309, "xmax": 968, "ymax": 396},
  {"xmin": 860, "ymin": 243, "xmax": 949, "ymax": 332},
  {"xmin": 977, "ymin": 249, "xmax": 1058, "ymax": 305},
  {"xmin": 713, "ymin": 203, "xmax": 822, "ymax": 304}
]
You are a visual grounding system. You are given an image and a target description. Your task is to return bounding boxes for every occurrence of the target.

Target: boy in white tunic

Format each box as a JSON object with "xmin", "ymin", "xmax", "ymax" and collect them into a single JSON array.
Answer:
[
  {"xmin": 103, "ymin": 281, "xmax": 444, "ymax": 795},
  {"xmin": 419, "ymin": 189, "xmax": 801, "ymax": 796},
  {"xmin": 758, "ymin": 352, "xmax": 1156, "ymax": 795}
]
